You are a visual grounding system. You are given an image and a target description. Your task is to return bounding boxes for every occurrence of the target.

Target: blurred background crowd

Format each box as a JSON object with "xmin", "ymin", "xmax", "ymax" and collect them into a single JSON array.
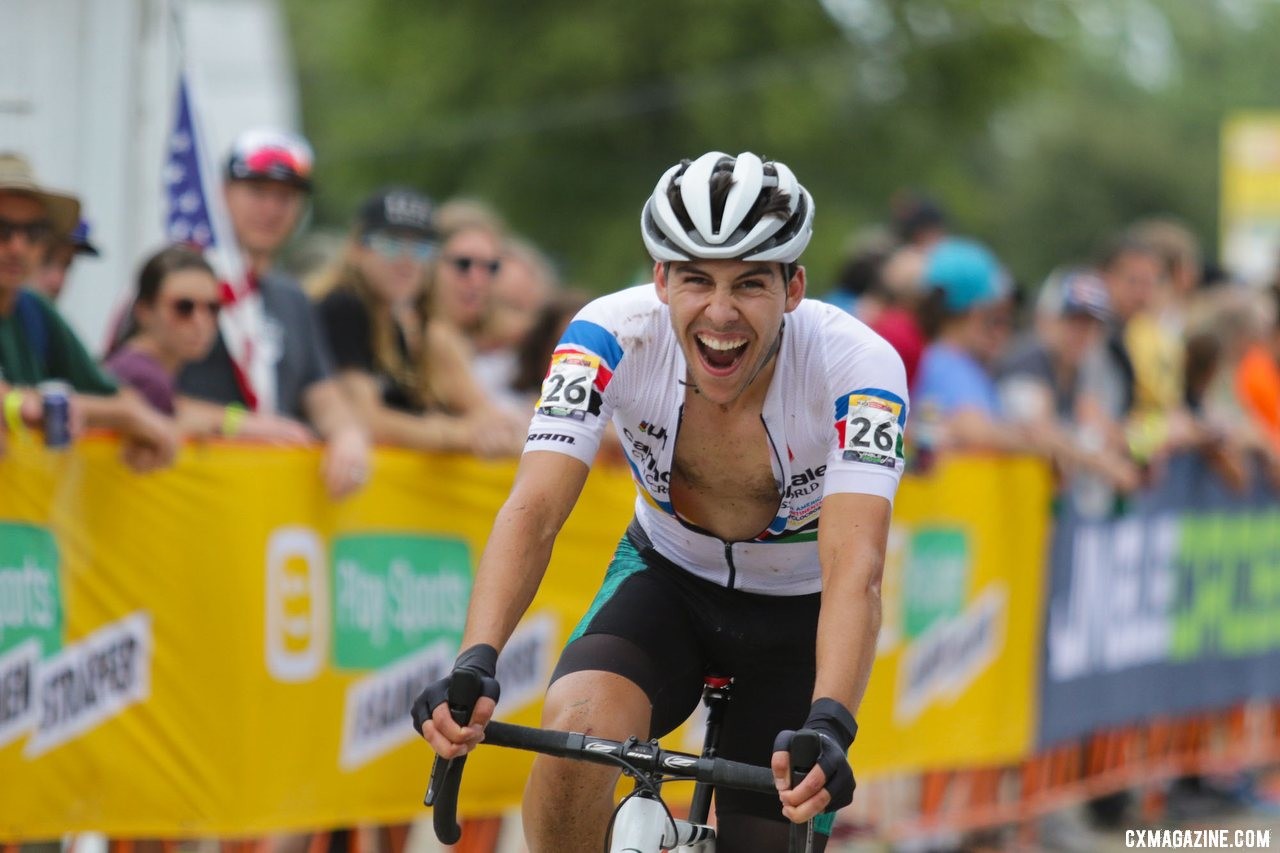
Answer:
[
  {"xmin": 5, "ymin": 127, "xmax": 1280, "ymax": 523},
  {"xmin": 5, "ymin": 0, "xmax": 1280, "ymax": 848}
]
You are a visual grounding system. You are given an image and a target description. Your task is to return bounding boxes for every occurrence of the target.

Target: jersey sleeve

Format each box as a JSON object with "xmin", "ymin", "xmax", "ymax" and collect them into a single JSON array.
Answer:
[
  {"xmin": 822, "ymin": 317, "xmax": 910, "ymax": 502},
  {"xmin": 522, "ymin": 299, "xmax": 624, "ymax": 465}
]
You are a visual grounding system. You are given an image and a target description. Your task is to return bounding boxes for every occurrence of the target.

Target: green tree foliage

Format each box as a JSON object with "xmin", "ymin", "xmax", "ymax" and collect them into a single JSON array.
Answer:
[
  {"xmin": 979, "ymin": 0, "xmax": 1280, "ymax": 285},
  {"xmin": 284, "ymin": 0, "xmax": 1280, "ymax": 294},
  {"xmin": 286, "ymin": 0, "xmax": 1057, "ymax": 290}
]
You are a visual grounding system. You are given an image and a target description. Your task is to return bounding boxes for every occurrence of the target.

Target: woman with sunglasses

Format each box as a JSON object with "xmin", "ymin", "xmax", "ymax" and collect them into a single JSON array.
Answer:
[
  {"xmin": 429, "ymin": 199, "xmax": 506, "ymax": 346},
  {"xmin": 106, "ymin": 246, "xmax": 313, "ymax": 443},
  {"xmin": 311, "ymin": 187, "xmax": 524, "ymax": 456},
  {"xmin": 105, "ymin": 245, "xmax": 228, "ymax": 415}
]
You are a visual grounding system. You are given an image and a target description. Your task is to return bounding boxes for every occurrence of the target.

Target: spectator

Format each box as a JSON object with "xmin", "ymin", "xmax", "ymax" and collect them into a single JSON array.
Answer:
[
  {"xmin": 890, "ymin": 189, "xmax": 948, "ymax": 250},
  {"xmin": 34, "ymin": 218, "xmax": 99, "ymax": 301},
  {"xmin": 177, "ymin": 129, "xmax": 370, "ymax": 498},
  {"xmin": 1127, "ymin": 217, "xmax": 1203, "ymax": 336},
  {"xmin": 472, "ymin": 235, "xmax": 558, "ymax": 406},
  {"xmin": 508, "ymin": 289, "xmax": 592, "ymax": 412},
  {"xmin": 0, "ymin": 153, "xmax": 177, "ymax": 471},
  {"xmin": 430, "ymin": 199, "xmax": 506, "ymax": 345},
  {"xmin": 310, "ymin": 187, "xmax": 524, "ymax": 456},
  {"xmin": 827, "ymin": 231, "xmax": 926, "ymax": 386},
  {"xmin": 105, "ymin": 246, "xmax": 221, "ymax": 414},
  {"xmin": 1231, "ymin": 286, "xmax": 1280, "ymax": 461},
  {"xmin": 1082, "ymin": 234, "xmax": 1199, "ymax": 467},
  {"xmin": 998, "ymin": 269, "xmax": 1139, "ymax": 497},
  {"xmin": 105, "ymin": 244, "xmax": 311, "ymax": 451},
  {"xmin": 911, "ymin": 237, "xmax": 1026, "ymax": 452}
]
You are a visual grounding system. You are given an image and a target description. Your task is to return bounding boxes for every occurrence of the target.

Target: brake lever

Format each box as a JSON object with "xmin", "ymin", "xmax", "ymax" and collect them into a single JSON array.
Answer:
[
  {"xmin": 425, "ymin": 669, "xmax": 484, "ymax": 844},
  {"xmin": 787, "ymin": 731, "xmax": 820, "ymax": 853}
]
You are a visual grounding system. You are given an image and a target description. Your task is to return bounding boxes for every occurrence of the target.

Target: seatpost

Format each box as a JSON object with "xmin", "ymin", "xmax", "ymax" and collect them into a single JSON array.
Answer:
[{"xmin": 687, "ymin": 675, "xmax": 733, "ymax": 824}]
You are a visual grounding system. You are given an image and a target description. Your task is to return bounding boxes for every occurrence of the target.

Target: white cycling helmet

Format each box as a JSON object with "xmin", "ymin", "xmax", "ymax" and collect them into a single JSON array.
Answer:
[{"xmin": 641, "ymin": 151, "xmax": 814, "ymax": 264}]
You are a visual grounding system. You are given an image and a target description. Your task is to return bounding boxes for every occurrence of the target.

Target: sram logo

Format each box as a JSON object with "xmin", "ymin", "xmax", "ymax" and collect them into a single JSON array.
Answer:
[{"xmin": 527, "ymin": 432, "xmax": 576, "ymax": 444}]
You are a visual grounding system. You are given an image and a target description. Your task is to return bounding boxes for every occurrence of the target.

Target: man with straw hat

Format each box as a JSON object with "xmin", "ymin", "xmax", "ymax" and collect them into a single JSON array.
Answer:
[{"xmin": 0, "ymin": 153, "xmax": 177, "ymax": 470}]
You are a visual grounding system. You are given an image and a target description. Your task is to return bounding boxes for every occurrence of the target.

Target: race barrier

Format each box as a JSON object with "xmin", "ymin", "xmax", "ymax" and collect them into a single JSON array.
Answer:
[
  {"xmin": 1040, "ymin": 454, "xmax": 1280, "ymax": 746},
  {"xmin": 4, "ymin": 437, "xmax": 1278, "ymax": 844},
  {"xmin": 0, "ymin": 437, "xmax": 1051, "ymax": 839}
]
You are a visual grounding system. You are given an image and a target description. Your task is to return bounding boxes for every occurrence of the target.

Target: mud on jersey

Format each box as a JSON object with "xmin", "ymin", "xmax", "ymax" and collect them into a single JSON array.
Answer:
[{"xmin": 525, "ymin": 284, "xmax": 909, "ymax": 595}]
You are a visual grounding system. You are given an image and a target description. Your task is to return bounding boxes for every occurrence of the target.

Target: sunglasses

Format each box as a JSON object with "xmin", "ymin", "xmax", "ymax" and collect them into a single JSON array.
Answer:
[
  {"xmin": 365, "ymin": 233, "xmax": 437, "ymax": 262},
  {"xmin": 168, "ymin": 297, "xmax": 222, "ymax": 319},
  {"xmin": 444, "ymin": 255, "xmax": 501, "ymax": 276},
  {"xmin": 0, "ymin": 217, "xmax": 53, "ymax": 244}
]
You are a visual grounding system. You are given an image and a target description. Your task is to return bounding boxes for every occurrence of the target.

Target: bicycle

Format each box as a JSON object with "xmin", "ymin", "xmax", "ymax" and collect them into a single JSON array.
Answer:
[{"xmin": 424, "ymin": 670, "xmax": 823, "ymax": 853}]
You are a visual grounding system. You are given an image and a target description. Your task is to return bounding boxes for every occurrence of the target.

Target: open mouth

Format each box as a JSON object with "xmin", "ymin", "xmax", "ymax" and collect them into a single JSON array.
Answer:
[{"xmin": 694, "ymin": 332, "xmax": 749, "ymax": 376}]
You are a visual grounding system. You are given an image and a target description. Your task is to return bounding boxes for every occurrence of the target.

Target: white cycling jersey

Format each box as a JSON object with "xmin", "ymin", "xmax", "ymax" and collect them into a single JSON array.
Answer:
[{"xmin": 524, "ymin": 284, "xmax": 909, "ymax": 595}]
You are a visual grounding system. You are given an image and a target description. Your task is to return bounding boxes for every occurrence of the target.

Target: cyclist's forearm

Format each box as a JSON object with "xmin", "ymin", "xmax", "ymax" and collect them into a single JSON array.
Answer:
[
  {"xmin": 812, "ymin": 492, "xmax": 892, "ymax": 713},
  {"xmin": 458, "ymin": 452, "xmax": 590, "ymax": 654},
  {"xmin": 812, "ymin": 561, "xmax": 881, "ymax": 713},
  {"xmin": 460, "ymin": 500, "xmax": 557, "ymax": 651}
]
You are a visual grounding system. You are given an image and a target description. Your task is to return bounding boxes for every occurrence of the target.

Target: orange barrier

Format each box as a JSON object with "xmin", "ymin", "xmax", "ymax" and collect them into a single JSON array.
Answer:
[
  {"xmin": 98, "ymin": 704, "xmax": 1279, "ymax": 852},
  {"xmin": 872, "ymin": 700, "xmax": 1280, "ymax": 843}
]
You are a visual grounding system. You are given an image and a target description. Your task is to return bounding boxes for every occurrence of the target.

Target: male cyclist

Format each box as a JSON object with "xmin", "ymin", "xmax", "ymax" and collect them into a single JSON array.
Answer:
[{"xmin": 415, "ymin": 152, "xmax": 908, "ymax": 852}]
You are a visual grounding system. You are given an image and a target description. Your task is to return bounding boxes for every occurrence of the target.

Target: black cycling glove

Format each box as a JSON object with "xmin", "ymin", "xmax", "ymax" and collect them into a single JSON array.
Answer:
[
  {"xmin": 773, "ymin": 697, "xmax": 858, "ymax": 813},
  {"xmin": 410, "ymin": 644, "xmax": 502, "ymax": 734}
]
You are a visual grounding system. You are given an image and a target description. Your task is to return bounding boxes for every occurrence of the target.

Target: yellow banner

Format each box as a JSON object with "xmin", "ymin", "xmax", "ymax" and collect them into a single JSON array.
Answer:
[
  {"xmin": 1221, "ymin": 112, "xmax": 1280, "ymax": 284},
  {"xmin": 856, "ymin": 455, "xmax": 1051, "ymax": 774},
  {"xmin": 0, "ymin": 439, "xmax": 1048, "ymax": 838}
]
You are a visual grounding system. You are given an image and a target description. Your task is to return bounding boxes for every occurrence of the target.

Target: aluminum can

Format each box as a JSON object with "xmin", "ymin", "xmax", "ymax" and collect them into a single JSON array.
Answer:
[{"xmin": 38, "ymin": 380, "xmax": 72, "ymax": 449}]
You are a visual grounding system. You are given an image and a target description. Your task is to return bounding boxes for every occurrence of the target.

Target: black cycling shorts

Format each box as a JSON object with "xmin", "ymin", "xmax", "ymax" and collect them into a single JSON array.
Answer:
[{"xmin": 550, "ymin": 520, "xmax": 822, "ymax": 826}]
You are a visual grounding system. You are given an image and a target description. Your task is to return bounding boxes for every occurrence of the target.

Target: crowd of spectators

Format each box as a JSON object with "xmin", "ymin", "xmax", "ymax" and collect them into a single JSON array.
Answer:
[
  {"xmin": 4, "ymin": 135, "xmax": 1280, "ymax": 518},
  {"xmin": 0, "ymin": 130, "xmax": 571, "ymax": 491},
  {"xmin": 827, "ymin": 192, "xmax": 1280, "ymax": 516}
]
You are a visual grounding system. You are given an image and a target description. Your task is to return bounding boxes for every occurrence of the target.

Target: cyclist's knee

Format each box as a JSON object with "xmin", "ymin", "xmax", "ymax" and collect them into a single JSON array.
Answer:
[{"xmin": 541, "ymin": 669, "xmax": 651, "ymax": 738}]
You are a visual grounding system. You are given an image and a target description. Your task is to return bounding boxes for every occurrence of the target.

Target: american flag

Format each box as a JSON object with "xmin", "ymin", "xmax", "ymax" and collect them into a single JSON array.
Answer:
[
  {"xmin": 160, "ymin": 72, "xmax": 267, "ymax": 410},
  {"xmin": 162, "ymin": 72, "xmax": 245, "ymax": 286}
]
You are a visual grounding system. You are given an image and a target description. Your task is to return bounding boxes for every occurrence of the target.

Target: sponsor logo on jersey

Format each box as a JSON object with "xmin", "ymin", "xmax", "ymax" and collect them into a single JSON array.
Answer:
[
  {"xmin": 527, "ymin": 432, "xmax": 576, "ymax": 444},
  {"xmin": 784, "ymin": 464, "xmax": 826, "ymax": 498}
]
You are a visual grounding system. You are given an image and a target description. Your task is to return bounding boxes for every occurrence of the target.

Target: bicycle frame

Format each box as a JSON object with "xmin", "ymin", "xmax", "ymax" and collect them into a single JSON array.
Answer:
[{"xmin": 607, "ymin": 676, "xmax": 732, "ymax": 852}]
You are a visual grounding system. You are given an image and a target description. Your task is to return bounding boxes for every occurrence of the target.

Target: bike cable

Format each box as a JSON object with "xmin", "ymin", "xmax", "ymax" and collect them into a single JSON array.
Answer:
[{"xmin": 595, "ymin": 752, "xmax": 678, "ymax": 853}]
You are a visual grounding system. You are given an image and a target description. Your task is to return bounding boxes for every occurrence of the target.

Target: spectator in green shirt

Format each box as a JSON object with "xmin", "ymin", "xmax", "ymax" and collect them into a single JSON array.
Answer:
[{"xmin": 0, "ymin": 153, "xmax": 177, "ymax": 470}]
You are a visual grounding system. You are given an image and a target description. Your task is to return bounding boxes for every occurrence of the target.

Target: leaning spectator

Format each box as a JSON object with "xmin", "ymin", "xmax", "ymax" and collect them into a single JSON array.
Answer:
[
  {"xmin": 0, "ymin": 153, "xmax": 176, "ymax": 471},
  {"xmin": 1083, "ymin": 234, "xmax": 1199, "ymax": 467},
  {"xmin": 911, "ymin": 237, "xmax": 1025, "ymax": 452},
  {"xmin": 472, "ymin": 235, "xmax": 558, "ymax": 405},
  {"xmin": 105, "ymin": 245, "xmax": 311, "ymax": 449},
  {"xmin": 827, "ymin": 231, "xmax": 927, "ymax": 386},
  {"xmin": 1127, "ymin": 216, "xmax": 1203, "ymax": 336},
  {"xmin": 998, "ymin": 269, "xmax": 1140, "ymax": 498},
  {"xmin": 508, "ymin": 289, "xmax": 592, "ymax": 413},
  {"xmin": 1232, "ymin": 286, "xmax": 1280, "ymax": 462},
  {"xmin": 430, "ymin": 199, "xmax": 506, "ymax": 346},
  {"xmin": 106, "ymin": 246, "xmax": 221, "ymax": 414},
  {"xmin": 34, "ymin": 218, "xmax": 99, "ymax": 301},
  {"xmin": 310, "ymin": 187, "xmax": 524, "ymax": 457},
  {"xmin": 177, "ymin": 129, "xmax": 370, "ymax": 498}
]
